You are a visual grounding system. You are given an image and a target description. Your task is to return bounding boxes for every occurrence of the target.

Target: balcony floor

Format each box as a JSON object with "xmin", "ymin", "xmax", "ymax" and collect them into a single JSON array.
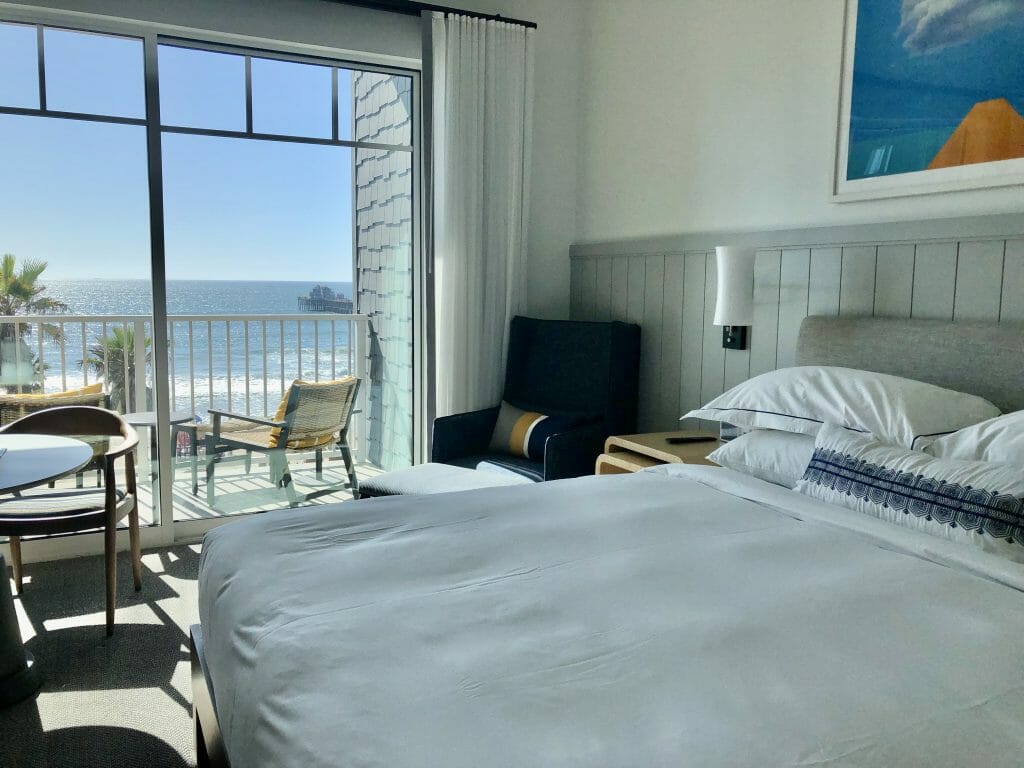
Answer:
[
  {"xmin": 168, "ymin": 452, "xmax": 386, "ymax": 521},
  {"xmin": 54, "ymin": 451, "xmax": 387, "ymax": 526}
]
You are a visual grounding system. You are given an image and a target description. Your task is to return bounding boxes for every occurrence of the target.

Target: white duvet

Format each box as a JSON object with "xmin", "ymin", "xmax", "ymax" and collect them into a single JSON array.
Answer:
[{"xmin": 198, "ymin": 466, "xmax": 1024, "ymax": 767}]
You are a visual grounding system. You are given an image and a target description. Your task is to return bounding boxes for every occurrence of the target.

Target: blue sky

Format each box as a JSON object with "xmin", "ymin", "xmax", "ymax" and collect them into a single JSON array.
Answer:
[
  {"xmin": 0, "ymin": 24, "xmax": 366, "ymax": 282},
  {"xmin": 848, "ymin": 0, "xmax": 1024, "ymax": 177}
]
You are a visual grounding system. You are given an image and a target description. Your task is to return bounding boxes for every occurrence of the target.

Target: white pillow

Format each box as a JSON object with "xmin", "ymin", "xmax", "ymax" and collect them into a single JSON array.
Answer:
[
  {"xmin": 795, "ymin": 423, "xmax": 1024, "ymax": 562},
  {"xmin": 683, "ymin": 366, "xmax": 999, "ymax": 449},
  {"xmin": 708, "ymin": 430, "xmax": 815, "ymax": 488},
  {"xmin": 925, "ymin": 410, "xmax": 1024, "ymax": 466}
]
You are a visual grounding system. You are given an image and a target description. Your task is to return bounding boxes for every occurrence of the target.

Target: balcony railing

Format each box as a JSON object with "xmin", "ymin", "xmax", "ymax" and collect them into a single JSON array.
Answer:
[{"xmin": 0, "ymin": 312, "xmax": 370, "ymax": 456}]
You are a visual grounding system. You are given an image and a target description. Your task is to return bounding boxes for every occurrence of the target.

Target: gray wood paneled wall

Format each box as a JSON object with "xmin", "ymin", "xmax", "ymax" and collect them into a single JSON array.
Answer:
[{"xmin": 569, "ymin": 214, "xmax": 1024, "ymax": 433}]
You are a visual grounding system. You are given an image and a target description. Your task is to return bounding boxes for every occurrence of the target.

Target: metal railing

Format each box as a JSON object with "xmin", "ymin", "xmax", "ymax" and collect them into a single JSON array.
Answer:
[{"xmin": 0, "ymin": 312, "xmax": 370, "ymax": 454}]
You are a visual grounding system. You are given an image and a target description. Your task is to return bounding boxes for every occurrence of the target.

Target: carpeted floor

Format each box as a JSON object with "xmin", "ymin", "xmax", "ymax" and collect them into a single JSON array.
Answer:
[{"xmin": 1, "ymin": 545, "xmax": 201, "ymax": 768}]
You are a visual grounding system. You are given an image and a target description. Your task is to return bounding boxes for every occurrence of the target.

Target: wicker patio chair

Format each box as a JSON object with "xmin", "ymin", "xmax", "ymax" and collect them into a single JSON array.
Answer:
[
  {"xmin": 0, "ymin": 406, "xmax": 141, "ymax": 636},
  {"xmin": 0, "ymin": 383, "xmax": 109, "ymax": 425},
  {"xmin": 204, "ymin": 377, "xmax": 361, "ymax": 506}
]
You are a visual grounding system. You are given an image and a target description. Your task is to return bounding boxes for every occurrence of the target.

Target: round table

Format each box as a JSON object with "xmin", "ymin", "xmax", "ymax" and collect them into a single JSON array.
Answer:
[
  {"xmin": 0, "ymin": 434, "xmax": 93, "ymax": 708},
  {"xmin": 123, "ymin": 410, "xmax": 196, "ymax": 429},
  {"xmin": 0, "ymin": 435, "xmax": 94, "ymax": 495}
]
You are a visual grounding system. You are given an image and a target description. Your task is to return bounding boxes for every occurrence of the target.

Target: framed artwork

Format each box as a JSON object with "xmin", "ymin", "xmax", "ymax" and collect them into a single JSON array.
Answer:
[{"xmin": 833, "ymin": 0, "xmax": 1024, "ymax": 201}]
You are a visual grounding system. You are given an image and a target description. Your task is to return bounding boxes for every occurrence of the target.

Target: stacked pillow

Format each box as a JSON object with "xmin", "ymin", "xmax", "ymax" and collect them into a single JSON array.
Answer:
[
  {"xmin": 684, "ymin": 366, "xmax": 1000, "ymax": 449},
  {"xmin": 689, "ymin": 365, "xmax": 1000, "ymax": 489},
  {"xmin": 923, "ymin": 410, "xmax": 1024, "ymax": 465},
  {"xmin": 686, "ymin": 365, "xmax": 1024, "ymax": 559}
]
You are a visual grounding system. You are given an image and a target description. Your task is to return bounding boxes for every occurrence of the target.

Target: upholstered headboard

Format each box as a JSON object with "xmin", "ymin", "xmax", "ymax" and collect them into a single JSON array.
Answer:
[{"xmin": 795, "ymin": 317, "xmax": 1024, "ymax": 413}]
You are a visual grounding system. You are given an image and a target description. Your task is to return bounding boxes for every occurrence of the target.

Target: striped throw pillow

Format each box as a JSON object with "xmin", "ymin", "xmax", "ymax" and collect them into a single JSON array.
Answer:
[{"xmin": 488, "ymin": 401, "xmax": 582, "ymax": 462}]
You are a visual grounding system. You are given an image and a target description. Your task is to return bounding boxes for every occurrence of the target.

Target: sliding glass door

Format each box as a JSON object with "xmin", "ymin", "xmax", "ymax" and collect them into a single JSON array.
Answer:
[
  {"xmin": 0, "ymin": 22, "xmax": 166, "ymax": 530},
  {"xmin": 0, "ymin": 9, "xmax": 418, "ymax": 547}
]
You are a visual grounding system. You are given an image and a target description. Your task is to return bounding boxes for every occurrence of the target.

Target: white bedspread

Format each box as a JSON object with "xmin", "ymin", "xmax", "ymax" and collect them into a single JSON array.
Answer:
[{"xmin": 199, "ymin": 466, "xmax": 1024, "ymax": 767}]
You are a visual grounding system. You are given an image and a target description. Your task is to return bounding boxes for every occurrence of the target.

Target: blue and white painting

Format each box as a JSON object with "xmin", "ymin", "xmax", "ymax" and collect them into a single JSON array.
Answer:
[{"xmin": 846, "ymin": 0, "xmax": 1024, "ymax": 181}]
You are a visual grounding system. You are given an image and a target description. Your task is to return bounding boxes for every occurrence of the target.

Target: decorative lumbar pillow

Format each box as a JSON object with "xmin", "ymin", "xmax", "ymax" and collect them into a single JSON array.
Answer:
[
  {"xmin": 683, "ymin": 366, "xmax": 1000, "ymax": 449},
  {"xmin": 488, "ymin": 401, "xmax": 581, "ymax": 462},
  {"xmin": 708, "ymin": 430, "xmax": 815, "ymax": 488},
  {"xmin": 925, "ymin": 410, "xmax": 1024, "ymax": 466},
  {"xmin": 795, "ymin": 423, "xmax": 1024, "ymax": 561}
]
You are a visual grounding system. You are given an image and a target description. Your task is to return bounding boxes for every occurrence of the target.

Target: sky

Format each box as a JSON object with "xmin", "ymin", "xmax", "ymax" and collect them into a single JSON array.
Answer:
[
  {"xmin": 848, "ymin": 0, "xmax": 1024, "ymax": 177},
  {"xmin": 0, "ymin": 23, "xmax": 409, "ymax": 283}
]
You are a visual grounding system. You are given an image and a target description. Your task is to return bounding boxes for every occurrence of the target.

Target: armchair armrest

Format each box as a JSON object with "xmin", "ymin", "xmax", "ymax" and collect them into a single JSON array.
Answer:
[
  {"xmin": 543, "ymin": 422, "xmax": 609, "ymax": 481},
  {"xmin": 207, "ymin": 408, "xmax": 287, "ymax": 432},
  {"xmin": 431, "ymin": 406, "xmax": 500, "ymax": 463}
]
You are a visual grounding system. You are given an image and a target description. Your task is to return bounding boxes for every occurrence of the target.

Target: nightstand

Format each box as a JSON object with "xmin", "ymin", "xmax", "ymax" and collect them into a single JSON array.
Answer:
[{"xmin": 595, "ymin": 431, "xmax": 721, "ymax": 475}]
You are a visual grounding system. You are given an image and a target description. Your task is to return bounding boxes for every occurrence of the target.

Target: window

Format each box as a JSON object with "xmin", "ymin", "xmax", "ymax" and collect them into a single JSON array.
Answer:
[{"xmin": 0, "ymin": 17, "xmax": 418, "ymax": 539}]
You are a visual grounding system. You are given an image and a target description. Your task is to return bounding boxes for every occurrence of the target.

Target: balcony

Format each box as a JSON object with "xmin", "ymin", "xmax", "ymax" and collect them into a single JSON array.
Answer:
[{"xmin": 0, "ymin": 312, "xmax": 388, "ymax": 525}]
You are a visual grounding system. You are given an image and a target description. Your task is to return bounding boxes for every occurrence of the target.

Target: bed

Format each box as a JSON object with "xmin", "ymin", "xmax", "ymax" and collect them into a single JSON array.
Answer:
[{"xmin": 193, "ymin": 317, "xmax": 1024, "ymax": 768}]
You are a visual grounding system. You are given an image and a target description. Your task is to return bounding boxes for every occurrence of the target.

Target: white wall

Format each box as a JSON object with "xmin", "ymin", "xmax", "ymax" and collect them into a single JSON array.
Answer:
[
  {"xmin": 10, "ymin": 0, "xmax": 421, "ymax": 60},
  {"xmin": 576, "ymin": 0, "xmax": 1024, "ymax": 244}
]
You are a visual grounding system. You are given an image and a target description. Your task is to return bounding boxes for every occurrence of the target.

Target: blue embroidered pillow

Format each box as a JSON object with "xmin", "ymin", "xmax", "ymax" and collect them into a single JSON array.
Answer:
[{"xmin": 795, "ymin": 423, "xmax": 1024, "ymax": 562}]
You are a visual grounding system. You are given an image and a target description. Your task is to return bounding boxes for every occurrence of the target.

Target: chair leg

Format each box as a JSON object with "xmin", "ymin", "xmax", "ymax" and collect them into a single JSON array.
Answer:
[
  {"xmin": 340, "ymin": 442, "xmax": 358, "ymax": 499},
  {"xmin": 104, "ymin": 521, "xmax": 117, "ymax": 637},
  {"xmin": 129, "ymin": 501, "xmax": 142, "ymax": 592},
  {"xmin": 8, "ymin": 535, "xmax": 23, "ymax": 594},
  {"xmin": 190, "ymin": 431, "xmax": 199, "ymax": 496},
  {"xmin": 276, "ymin": 452, "xmax": 301, "ymax": 505},
  {"xmin": 205, "ymin": 437, "xmax": 217, "ymax": 506},
  {"xmin": 315, "ymin": 449, "xmax": 323, "ymax": 481}
]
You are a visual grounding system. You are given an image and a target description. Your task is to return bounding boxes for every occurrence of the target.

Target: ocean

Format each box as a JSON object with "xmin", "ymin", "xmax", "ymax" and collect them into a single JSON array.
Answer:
[{"xmin": 25, "ymin": 279, "xmax": 357, "ymax": 418}]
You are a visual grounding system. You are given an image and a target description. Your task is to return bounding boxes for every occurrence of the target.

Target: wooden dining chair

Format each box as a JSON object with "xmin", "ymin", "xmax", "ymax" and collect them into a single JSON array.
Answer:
[{"xmin": 0, "ymin": 406, "xmax": 141, "ymax": 636}]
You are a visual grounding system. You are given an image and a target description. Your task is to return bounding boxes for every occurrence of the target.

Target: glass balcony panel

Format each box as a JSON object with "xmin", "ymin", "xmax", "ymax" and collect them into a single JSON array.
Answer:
[
  {"xmin": 158, "ymin": 45, "xmax": 246, "ymax": 131},
  {"xmin": 251, "ymin": 57, "xmax": 332, "ymax": 139},
  {"xmin": 43, "ymin": 28, "xmax": 144, "ymax": 118},
  {"xmin": 0, "ymin": 22, "xmax": 39, "ymax": 109}
]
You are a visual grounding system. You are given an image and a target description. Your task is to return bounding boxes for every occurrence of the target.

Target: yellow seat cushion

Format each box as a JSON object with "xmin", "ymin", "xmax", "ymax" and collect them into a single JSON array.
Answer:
[
  {"xmin": 16, "ymin": 382, "xmax": 104, "ymax": 401},
  {"xmin": 267, "ymin": 378, "xmax": 355, "ymax": 450}
]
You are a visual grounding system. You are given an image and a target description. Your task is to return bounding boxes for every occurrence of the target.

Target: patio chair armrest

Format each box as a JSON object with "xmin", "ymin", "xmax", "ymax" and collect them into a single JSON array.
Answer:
[{"xmin": 207, "ymin": 408, "xmax": 287, "ymax": 430}]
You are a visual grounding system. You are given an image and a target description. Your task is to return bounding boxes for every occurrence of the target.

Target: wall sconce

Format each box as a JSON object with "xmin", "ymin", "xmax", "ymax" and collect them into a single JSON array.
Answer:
[{"xmin": 713, "ymin": 245, "xmax": 755, "ymax": 350}]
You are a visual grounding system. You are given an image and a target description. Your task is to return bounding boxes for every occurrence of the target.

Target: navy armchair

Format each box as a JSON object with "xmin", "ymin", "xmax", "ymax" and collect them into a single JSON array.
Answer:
[{"xmin": 431, "ymin": 316, "xmax": 641, "ymax": 481}]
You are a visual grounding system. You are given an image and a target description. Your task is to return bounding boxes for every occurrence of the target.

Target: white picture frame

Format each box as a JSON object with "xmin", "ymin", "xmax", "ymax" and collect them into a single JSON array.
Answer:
[{"xmin": 832, "ymin": 0, "xmax": 1024, "ymax": 202}]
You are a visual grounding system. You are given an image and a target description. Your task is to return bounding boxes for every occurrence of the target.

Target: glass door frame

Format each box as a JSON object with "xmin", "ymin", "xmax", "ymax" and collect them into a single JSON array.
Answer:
[{"xmin": 0, "ymin": 3, "xmax": 423, "ymax": 557}]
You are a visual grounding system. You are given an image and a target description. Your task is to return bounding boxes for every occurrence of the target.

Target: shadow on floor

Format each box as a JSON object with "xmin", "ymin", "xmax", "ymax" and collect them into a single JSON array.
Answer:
[{"xmin": 1, "ymin": 705, "xmax": 191, "ymax": 768}]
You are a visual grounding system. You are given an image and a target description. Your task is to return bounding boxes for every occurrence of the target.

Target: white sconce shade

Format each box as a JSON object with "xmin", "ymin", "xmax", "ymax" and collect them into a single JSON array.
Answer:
[{"xmin": 713, "ymin": 246, "xmax": 756, "ymax": 327}]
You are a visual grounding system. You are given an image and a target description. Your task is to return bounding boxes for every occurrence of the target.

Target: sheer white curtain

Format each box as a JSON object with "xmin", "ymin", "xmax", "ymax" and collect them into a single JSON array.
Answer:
[{"xmin": 429, "ymin": 11, "xmax": 535, "ymax": 417}]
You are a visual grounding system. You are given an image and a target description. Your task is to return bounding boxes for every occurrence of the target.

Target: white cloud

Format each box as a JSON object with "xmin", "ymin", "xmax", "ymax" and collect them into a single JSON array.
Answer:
[{"xmin": 898, "ymin": 0, "xmax": 1024, "ymax": 55}]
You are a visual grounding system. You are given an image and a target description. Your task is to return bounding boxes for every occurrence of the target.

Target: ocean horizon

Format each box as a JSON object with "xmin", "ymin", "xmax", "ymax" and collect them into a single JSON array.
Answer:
[
  {"xmin": 22, "ymin": 278, "xmax": 359, "ymax": 420},
  {"xmin": 46, "ymin": 278, "xmax": 354, "ymax": 316}
]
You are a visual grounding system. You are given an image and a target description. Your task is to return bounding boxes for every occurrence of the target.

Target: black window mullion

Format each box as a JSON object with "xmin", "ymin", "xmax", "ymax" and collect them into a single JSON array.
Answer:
[
  {"xmin": 244, "ymin": 55, "xmax": 253, "ymax": 134},
  {"xmin": 36, "ymin": 25, "xmax": 46, "ymax": 110},
  {"xmin": 331, "ymin": 67, "xmax": 339, "ymax": 142}
]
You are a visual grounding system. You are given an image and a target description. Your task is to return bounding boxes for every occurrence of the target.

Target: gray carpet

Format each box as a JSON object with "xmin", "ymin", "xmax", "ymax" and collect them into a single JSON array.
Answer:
[{"xmin": 0, "ymin": 545, "xmax": 201, "ymax": 768}]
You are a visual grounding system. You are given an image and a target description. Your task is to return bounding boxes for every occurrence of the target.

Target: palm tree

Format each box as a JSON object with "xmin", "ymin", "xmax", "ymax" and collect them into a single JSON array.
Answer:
[
  {"xmin": 0, "ymin": 254, "xmax": 68, "ymax": 391},
  {"xmin": 83, "ymin": 326, "xmax": 152, "ymax": 412}
]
